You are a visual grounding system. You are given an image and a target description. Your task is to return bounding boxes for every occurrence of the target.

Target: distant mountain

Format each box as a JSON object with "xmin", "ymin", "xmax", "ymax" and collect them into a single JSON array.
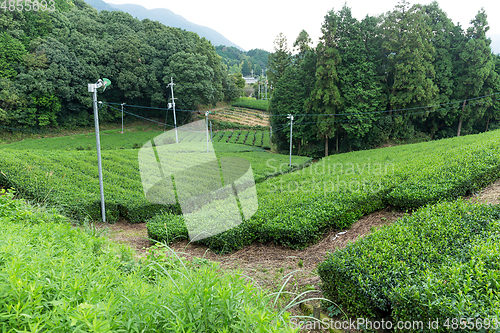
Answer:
[
  {"xmin": 489, "ymin": 34, "xmax": 500, "ymax": 55},
  {"xmin": 83, "ymin": 0, "xmax": 244, "ymax": 51}
]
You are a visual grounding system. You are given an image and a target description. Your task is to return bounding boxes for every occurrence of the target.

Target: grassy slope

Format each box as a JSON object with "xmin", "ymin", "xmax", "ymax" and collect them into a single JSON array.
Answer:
[{"xmin": 0, "ymin": 191, "xmax": 296, "ymax": 332}]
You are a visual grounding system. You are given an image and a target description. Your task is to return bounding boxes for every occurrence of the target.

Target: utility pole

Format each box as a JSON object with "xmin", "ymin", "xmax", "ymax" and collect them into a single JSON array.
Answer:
[
  {"xmin": 205, "ymin": 111, "xmax": 210, "ymax": 153},
  {"xmin": 88, "ymin": 78, "xmax": 111, "ymax": 223},
  {"xmin": 261, "ymin": 69, "xmax": 264, "ymax": 100},
  {"xmin": 120, "ymin": 102, "xmax": 125, "ymax": 134},
  {"xmin": 287, "ymin": 114, "xmax": 293, "ymax": 167},
  {"xmin": 167, "ymin": 77, "xmax": 178, "ymax": 143},
  {"xmin": 258, "ymin": 79, "xmax": 261, "ymax": 100},
  {"xmin": 265, "ymin": 78, "xmax": 268, "ymax": 100},
  {"xmin": 210, "ymin": 121, "xmax": 213, "ymax": 142}
]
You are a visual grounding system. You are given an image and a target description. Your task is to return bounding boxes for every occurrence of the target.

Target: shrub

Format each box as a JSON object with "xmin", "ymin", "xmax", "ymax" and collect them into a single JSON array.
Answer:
[
  {"xmin": 232, "ymin": 97, "xmax": 269, "ymax": 111},
  {"xmin": 317, "ymin": 201, "xmax": 500, "ymax": 324},
  {"xmin": 146, "ymin": 212, "xmax": 189, "ymax": 245}
]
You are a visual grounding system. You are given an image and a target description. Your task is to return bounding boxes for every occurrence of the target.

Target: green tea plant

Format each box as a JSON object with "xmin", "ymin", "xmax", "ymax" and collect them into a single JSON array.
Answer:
[
  {"xmin": 245, "ymin": 130, "xmax": 256, "ymax": 146},
  {"xmin": 317, "ymin": 200, "xmax": 500, "ymax": 330},
  {"xmin": 0, "ymin": 138, "xmax": 310, "ymax": 224},
  {"xmin": 232, "ymin": 97, "xmax": 270, "ymax": 111},
  {"xmin": 161, "ymin": 129, "xmax": 500, "ymax": 253}
]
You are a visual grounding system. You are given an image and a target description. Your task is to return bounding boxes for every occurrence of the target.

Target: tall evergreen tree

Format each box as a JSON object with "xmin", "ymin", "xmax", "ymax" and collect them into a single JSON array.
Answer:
[
  {"xmin": 309, "ymin": 9, "xmax": 342, "ymax": 157},
  {"xmin": 422, "ymin": 2, "xmax": 457, "ymax": 138},
  {"xmin": 270, "ymin": 30, "xmax": 317, "ymax": 156},
  {"xmin": 267, "ymin": 33, "xmax": 291, "ymax": 93},
  {"xmin": 293, "ymin": 30, "xmax": 312, "ymax": 56},
  {"xmin": 454, "ymin": 9, "xmax": 494, "ymax": 136},
  {"xmin": 382, "ymin": 1, "xmax": 438, "ymax": 139},
  {"xmin": 335, "ymin": 6, "xmax": 385, "ymax": 151}
]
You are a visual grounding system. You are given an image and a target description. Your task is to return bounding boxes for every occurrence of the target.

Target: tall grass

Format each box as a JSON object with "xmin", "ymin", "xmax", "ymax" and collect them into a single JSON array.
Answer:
[{"xmin": 0, "ymin": 190, "xmax": 299, "ymax": 332}]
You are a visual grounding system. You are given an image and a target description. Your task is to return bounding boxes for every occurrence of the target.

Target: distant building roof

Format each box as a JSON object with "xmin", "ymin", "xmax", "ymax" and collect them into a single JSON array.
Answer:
[{"xmin": 243, "ymin": 77, "xmax": 258, "ymax": 84}]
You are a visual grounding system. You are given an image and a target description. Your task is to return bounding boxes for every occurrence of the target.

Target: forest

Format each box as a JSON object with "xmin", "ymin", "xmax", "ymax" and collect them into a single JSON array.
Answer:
[
  {"xmin": 0, "ymin": 0, "xmax": 243, "ymax": 131},
  {"xmin": 215, "ymin": 45, "xmax": 269, "ymax": 76},
  {"xmin": 269, "ymin": 1, "xmax": 500, "ymax": 157}
]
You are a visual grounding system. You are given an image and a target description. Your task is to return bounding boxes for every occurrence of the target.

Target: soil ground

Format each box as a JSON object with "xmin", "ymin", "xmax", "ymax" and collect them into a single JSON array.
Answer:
[{"xmin": 96, "ymin": 180, "xmax": 500, "ymax": 332}]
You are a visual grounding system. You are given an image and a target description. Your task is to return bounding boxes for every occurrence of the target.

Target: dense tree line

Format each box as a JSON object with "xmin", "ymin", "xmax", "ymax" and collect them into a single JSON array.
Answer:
[
  {"xmin": 216, "ymin": 45, "xmax": 269, "ymax": 76},
  {"xmin": 269, "ymin": 1, "xmax": 500, "ymax": 157},
  {"xmin": 0, "ymin": 0, "xmax": 243, "ymax": 130}
]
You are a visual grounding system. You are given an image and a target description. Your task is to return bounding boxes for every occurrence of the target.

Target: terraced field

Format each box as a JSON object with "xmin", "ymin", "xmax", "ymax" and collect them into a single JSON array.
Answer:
[
  {"xmin": 212, "ymin": 129, "xmax": 271, "ymax": 149},
  {"xmin": 210, "ymin": 107, "xmax": 269, "ymax": 127}
]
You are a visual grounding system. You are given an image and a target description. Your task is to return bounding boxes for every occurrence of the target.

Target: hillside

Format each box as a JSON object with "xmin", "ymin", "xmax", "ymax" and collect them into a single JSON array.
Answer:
[
  {"xmin": 0, "ymin": 0, "xmax": 242, "ymax": 132},
  {"xmin": 216, "ymin": 46, "xmax": 269, "ymax": 75},
  {"xmin": 83, "ymin": 0, "xmax": 244, "ymax": 50}
]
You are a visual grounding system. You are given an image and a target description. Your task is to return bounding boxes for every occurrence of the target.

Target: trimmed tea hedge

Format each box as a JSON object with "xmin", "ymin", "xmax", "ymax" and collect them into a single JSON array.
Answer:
[
  {"xmin": 147, "ymin": 212, "xmax": 188, "ymax": 245},
  {"xmin": 317, "ymin": 201, "xmax": 500, "ymax": 331},
  {"xmin": 232, "ymin": 97, "xmax": 269, "ymax": 111},
  {"xmin": 0, "ymin": 139, "xmax": 310, "ymax": 223},
  {"xmin": 149, "ymin": 129, "xmax": 500, "ymax": 253},
  {"xmin": 0, "ymin": 149, "xmax": 168, "ymax": 223},
  {"xmin": 0, "ymin": 129, "xmax": 164, "ymax": 151}
]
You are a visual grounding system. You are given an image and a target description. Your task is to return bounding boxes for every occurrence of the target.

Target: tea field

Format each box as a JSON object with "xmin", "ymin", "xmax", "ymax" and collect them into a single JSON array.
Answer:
[
  {"xmin": 318, "ymin": 200, "xmax": 500, "ymax": 331},
  {"xmin": 209, "ymin": 106, "xmax": 270, "ymax": 128},
  {"xmin": 149, "ymin": 129, "xmax": 500, "ymax": 253},
  {"xmin": 212, "ymin": 129, "xmax": 271, "ymax": 149},
  {"xmin": 231, "ymin": 97, "xmax": 270, "ymax": 111},
  {"xmin": 1, "ymin": 129, "xmax": 165, "ymax": 151},
  {"xmin": 2, "ymin": 126, "xmax": 500, "ymax": 329},
  {"xmin": 0, "ymin": 129, "xmax": 310, "ymax": 223}
]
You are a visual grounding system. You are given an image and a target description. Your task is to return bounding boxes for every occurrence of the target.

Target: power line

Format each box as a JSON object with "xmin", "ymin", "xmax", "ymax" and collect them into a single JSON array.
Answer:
[
  {"xmin": 105, "ymin": 104, "xmax": 174, "ymax": 127},
  {"xmin": 268, "ymin": 97, "xmax": 500, "ymax": 128},
  {"xmin": 271, "ymin": 92, "xmax": 500, "ymax": 118},
  {"xmin": 104, "ymin": 102, "xmax": 198, "ymax": 113}
]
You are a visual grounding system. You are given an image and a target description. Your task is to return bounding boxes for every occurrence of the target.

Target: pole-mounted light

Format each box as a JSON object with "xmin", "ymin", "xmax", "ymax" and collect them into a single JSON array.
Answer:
[{"xmin": 88, "ymin": 78, "xmax": 111, "ymax": 223}]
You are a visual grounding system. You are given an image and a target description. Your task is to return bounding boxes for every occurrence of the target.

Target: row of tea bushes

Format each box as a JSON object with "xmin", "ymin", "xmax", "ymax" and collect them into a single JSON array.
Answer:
[
  {"xmin": 0, "ymin": 141, "xmax": 310, "ymax": 223},
  {"xmin": 0, "ymin": 129, "xmax": 164, "ymax": 151},
  {"xmin": 147, "ymin": 129, "xmax": 500, "ymax": 253},
  {"xmin": 0, "ymin": 149, "xmax": 168, "ymax": 223},
  {"xmin": 0, "ymin": 190, "xmax": 297, "ymax": 332},
  {"xmin": 385, "ymin": 137, "xmax": 500, "ymax": 208},
  {"xmin": 317, "ymin": 200, "xmax": 500, "ymax": 331}
]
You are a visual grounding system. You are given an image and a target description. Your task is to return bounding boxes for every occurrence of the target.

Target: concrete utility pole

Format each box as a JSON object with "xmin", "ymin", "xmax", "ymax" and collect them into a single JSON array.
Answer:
[
  {"xmin": 265, "ymin": 78, "xmax": 268, "ymax": 100},
  {"xmin": 287, "ymin": 114, "xmax": 294, "ymax": 167},
  {"xmin": 167, "ymin": 77, "xmax": 178, "ymax": 143},
  {"xmin": 88, "ymin": 78, "xmax": 110, "ymax": 223},
  {"xmin": 261, "ymin": 69, "xmax": 264, "ymax": 100},
  {"xmin": 205, "ymin": 111, "xmax": 210, "ymax": 153},
  {"xmin": 121, "ymin": 102, "xmax": 125, "ymax": 134}
]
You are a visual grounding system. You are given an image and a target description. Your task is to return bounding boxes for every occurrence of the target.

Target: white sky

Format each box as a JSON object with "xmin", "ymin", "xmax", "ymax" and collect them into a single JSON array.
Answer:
[{"xmin": 103, "ymin": 0, "xmax": 500, "ymax": 52}]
